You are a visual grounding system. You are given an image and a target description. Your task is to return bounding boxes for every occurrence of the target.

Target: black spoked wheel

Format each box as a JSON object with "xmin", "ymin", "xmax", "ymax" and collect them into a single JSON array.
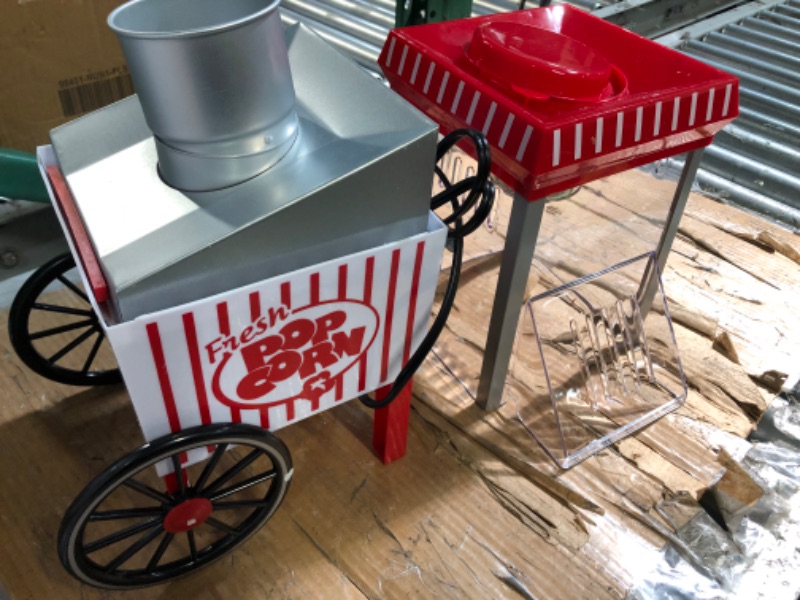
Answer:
[
  {"xmin": 58, "ymin": 423, "xmax": 293, "ymax": 589},
  {"xmin": 8, "ymin": 252, "xmax": 121, "ymax": 386}
]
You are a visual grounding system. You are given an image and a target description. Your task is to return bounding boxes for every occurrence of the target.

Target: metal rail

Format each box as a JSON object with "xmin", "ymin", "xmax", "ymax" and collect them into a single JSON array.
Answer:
[{"xmin": 675, "ymin": 1, "xmax": 800, "ymax": 228}]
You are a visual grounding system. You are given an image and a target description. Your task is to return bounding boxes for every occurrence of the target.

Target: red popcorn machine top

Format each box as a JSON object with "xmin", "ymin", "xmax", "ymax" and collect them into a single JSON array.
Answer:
[
  {"xmin": 380, "ymin": 5, "xmax": 738, "ymax": 200},
  {"xmin": 379, "ymin": 6, "xmax": 739, "ymax": 468}
]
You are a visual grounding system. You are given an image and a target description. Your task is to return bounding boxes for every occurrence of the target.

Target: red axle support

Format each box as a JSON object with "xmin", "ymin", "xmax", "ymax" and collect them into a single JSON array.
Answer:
[{"xmin": 372, "ymin": 380, "xmax": 413, "ymax": 464}]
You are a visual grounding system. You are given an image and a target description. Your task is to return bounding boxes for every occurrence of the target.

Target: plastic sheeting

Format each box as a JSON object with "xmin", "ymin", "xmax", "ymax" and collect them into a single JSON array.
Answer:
[{"xmin": 628, "ymin": 396, "xmax": 800, "ymax": 600}]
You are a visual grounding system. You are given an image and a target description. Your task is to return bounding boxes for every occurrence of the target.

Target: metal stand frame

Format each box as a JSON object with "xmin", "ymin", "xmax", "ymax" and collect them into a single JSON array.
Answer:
[
  {"xmin": 476, "ymin": 193, "xmax": 545, "ymax": 410},
  {"xmin": 475, "ymin": 149, "xmax": 705, "ymax": 411}
]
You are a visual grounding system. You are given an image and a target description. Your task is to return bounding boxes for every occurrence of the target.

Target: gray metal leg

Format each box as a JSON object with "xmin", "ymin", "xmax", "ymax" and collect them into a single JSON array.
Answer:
[
  {"xmin": 476, "ymin": 193, "xmax": 545, "ymax": 411},
  {"xmin": 639, "ymin": 148, "xmax": 705, "ymax": 313},
  {"xmin": 655, "ymin": 148, "xmax": 705, "ymax": 272}
]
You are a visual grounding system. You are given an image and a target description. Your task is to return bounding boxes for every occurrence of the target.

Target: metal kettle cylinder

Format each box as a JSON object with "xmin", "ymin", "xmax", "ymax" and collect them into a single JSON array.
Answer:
[{"xmin": 108, "ymin": 0, "xmax": 299, "ymax": 191}]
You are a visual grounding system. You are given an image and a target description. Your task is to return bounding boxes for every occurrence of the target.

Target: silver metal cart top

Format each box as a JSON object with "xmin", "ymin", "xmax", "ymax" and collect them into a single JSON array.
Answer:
[{"xmin": 50, "ymin": 24, "xmax": 438, "ymax": 323}]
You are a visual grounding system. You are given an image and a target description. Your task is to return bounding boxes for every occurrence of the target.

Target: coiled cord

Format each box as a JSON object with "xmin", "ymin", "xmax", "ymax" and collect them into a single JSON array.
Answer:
[{"xmin": 359, "ymin": 129, "xmax": 495, "ymax": 409}]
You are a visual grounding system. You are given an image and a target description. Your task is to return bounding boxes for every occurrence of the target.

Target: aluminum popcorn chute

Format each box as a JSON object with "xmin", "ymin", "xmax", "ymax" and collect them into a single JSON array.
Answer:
[{"xmin": 107, "ymin": 0, "xmax": 300, "ymax": 192}]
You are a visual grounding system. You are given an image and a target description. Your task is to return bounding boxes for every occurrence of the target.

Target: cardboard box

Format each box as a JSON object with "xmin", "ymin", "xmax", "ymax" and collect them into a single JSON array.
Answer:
[{"xmin": 0, "ymin": 0, "xmax": 131, "ymax": 152}]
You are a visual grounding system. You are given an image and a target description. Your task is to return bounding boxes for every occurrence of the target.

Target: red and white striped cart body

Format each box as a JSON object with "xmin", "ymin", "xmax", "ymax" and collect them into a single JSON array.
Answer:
[{"xmin": 38, "ymin": 145, "xmax": 447, "ymax": 471}]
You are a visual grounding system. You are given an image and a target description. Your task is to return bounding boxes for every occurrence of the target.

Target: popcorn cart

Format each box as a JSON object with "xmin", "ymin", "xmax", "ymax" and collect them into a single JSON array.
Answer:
[{"xmin": 7, "ymin": 0, "xmax": 492, "ymax": 588}]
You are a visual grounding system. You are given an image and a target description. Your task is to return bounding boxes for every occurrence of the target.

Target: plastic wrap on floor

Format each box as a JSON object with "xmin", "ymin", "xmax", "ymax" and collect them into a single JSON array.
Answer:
[
  {"xmin": 628, "ymin": 435, "xmax": 800, "ymax": 600},
  {"xmin": 749, "ymin": 396, "xmax": 800, "ymax": 452}
]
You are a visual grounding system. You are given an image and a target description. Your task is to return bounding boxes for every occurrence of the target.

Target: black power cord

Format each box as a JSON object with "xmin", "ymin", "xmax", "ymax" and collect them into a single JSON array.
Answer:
[{"xmin": 359, "ymin": 128, "xmax": 495, "ymax": 409}]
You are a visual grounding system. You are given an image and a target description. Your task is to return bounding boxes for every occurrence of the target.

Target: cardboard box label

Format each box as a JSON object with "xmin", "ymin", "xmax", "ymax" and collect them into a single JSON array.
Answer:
[{"xmin": 57, "ymin": 65, "xmax": 134, "ymax": 117}]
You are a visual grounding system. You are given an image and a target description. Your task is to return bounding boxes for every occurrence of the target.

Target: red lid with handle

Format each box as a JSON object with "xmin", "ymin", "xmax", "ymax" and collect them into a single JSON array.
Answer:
[{"xmin": 466, "ymin": 22, "xmax": 615, "ymax": 102}]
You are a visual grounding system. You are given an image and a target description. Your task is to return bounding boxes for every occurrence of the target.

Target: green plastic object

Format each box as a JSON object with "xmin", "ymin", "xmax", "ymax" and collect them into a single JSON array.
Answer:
[
  {"xmin": 395, "ymin": 0, "xmax": 472, "ymax": 27},
  {"xmin": 0, "ymin": 148, "xmax": 50, "ymax": 203}
]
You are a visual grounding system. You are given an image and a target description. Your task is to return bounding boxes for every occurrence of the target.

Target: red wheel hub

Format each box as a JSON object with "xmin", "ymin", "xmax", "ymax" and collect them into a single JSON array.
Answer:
[{"xmin": 163, "ymin": 498, "xmax": 213, "ymax": 533}]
